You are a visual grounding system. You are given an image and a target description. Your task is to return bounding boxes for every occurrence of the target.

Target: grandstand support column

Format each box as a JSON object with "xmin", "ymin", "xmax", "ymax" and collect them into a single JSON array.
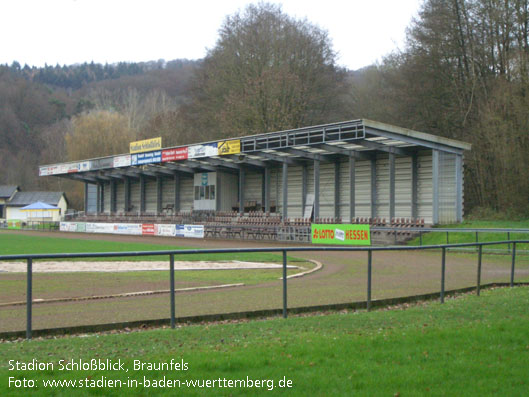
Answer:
[
  {"xmin": 124, "ymin": 177, "xmax": 131, "ymax": 213},
  {"xmin": 411, "ymin": 152, "xmax": 418, "ymax": 220},
  {"xmin": 282, "ymin": 162, "xmax": 288, "ymax": 220},
  {"xmin": 334, "ymin": 160, "xmax": 340, "ymax": 219},
  {"xmin": 314, "ymin": 159, "xmax": 320, "ymax": 221},
  {"xmin": 370, "ymin": 156, "xmax": 377, "ymax": 218},
  {"xmin": 432, "ymin": 149, "xmax": 440, "ymax": 224},
  {"xmin": 84, "ymin": 182, "xmax": 89, "ymax": 214},
  {"xmin": 389, "ymin": 152, "xmax": 396, "ymax": 221},
  {"xmin": 455, "ymin": 154, "xmax": 463, "ymax": 222},
  {"xmin": 140, "ymin": 175, "xmax": 146, "ymax": 214},
  {"xmin": 302, "ymin": 163, "xmax": 308, "ymax": 211},
  {"xmin": 349, "ymin": 154, "xmax": 355, "ymax": 221},
  {"xmin": 173, "ymin": 172, "xmax": 180, "ymax": 212},
  {"xmin": 156, "ymin": 176, "xmax": 163, "ymax": 215},
  {"xmin": 110, "ymin": 180, "xmax": 117, "ymax": 214},
  {"xmin": 239, "ymin": 167, "xmax": 245, "ymax": 216},
  {"xmin": 264, "ymin": 167, "xmax": 271, "ymax": 213}
]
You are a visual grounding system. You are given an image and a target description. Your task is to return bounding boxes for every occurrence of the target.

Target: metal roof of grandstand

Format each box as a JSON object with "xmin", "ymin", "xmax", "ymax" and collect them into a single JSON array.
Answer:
[{"xmin": 38, "ymin": 119, "xmax": 471, "ymax": 183}]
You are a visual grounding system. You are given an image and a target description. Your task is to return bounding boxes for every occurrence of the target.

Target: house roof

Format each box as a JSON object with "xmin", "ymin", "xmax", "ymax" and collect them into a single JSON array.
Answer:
[
  {"xmin": 0, "ymin": 185, "xmax": 18, "ymax": 199},
  {"xmin": 20, "ymin": 201, "xmax": 60, "ymax": 211},
  {"xmin": 7, "ymin": 192, "xmax": 65, "ymax": 207}
]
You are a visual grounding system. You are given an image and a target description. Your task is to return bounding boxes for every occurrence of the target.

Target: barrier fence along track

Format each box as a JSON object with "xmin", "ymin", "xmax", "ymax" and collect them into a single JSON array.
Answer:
[{"xmin": 1, "ymin": 240, "xmax": 528, "ymax": 340}]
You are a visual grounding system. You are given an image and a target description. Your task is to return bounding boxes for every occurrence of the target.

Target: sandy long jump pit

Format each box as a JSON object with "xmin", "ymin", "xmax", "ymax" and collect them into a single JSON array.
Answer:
[{"xmin": 0, "ymin": 260, "xmax": 299, "ymax": 273}]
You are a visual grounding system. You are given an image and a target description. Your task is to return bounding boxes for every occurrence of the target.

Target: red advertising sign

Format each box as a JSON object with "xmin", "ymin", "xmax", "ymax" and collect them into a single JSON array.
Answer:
[
  {"xmin": 142, "ymin": 224, "xmax": 155, "ymax": 235},
  {"xmin": 162, "ymin": 147, "xmax": 188, "ymax": 162}
]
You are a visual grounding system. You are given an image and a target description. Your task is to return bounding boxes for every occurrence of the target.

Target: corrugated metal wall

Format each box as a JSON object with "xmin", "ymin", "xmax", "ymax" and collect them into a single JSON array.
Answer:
[
  {"xmin": 86, "ymin": 183, "xmax": 97, "ymax": 214},
  {"xmin": 130, "ymin": 179, "xmax": 140, "ymax": 213},
  {"xmin": 91, "ymin": 148, "xmax": 459, "ymax": 225},
  {"xmin": 244, "ymin": 170, "xmax": 262, "ymax": 205},
  {"xmin": 286, "ymin": 165, "xmax": 303, "ymax": 217},
  {"xmin": 216, "ymin": 172, "xmax": 238, "ymax": 211},
  {"xmin": 318, "ymin": 162, "xmax": 335, "ymax": 218},
  {"xmin": 439, "ymin": 151, "xmax": 457, "ymax": 223},
  {"xmin": 162, "ymin": 176, "xmax": 175, "ymax": 208},
  {"xmin": 116, "ymin": 181, "xmax": 125, "ymax": 212},
  {"xmin": 355, "ymin": 159, "xmax": 372, "ymax": 217},
  {"xmin": 180, "ymin": 176, "xmax": 193, "ymax": 211},
  {"xmin": 375, "ymin": 154, "xmax": 390, "ymax": 218},
  {"xmin": 338, "ymin": 158, "xmax": 350, "ymax": 220},
  {"xmin": 102, "ymin": 182, "xmax": 110, "ymax": 214},
  {"xmin": 145, "ymin": 179, "xmax": 157, "ymax": 212},
  {"xmin": 417, "ymin": 150, "xmax": 433, "ymax": 224},
  {"xmin": 395, "ymin": 156, "xmax": 412, "ymax": 218}
]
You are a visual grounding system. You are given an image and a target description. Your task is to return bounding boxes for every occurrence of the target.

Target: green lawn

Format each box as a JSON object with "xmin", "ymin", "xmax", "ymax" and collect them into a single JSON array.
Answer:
[
  {"xmin": 408, "ymin": 220, "xmax": 529, "ymax": 251},
  {"xmin": 0, "ymin": 232, "xmax": 300, "ymax": 262},
  {"xmin": 1, "ymin": 287, "xmax": 528, "ymax": 395}
]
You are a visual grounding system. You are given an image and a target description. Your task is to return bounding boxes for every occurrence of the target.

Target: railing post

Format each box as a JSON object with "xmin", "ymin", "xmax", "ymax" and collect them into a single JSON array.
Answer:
[
  {"xmin": 170, "ymin": 254, "xmax": 175, "ymax": 329},
  {"xmin": 475, "ymin": 231, "xmax": 479, "ymax": 253},
  {"xmin": 282, "ymin": 250, "xmax": 288, "ymax": 318},
  {"xmin": 367, "ymin": 250, "xmax": 372, "ymax": 311},
  {"xmin": 26, "ymin": 258, "xmax": 32, "ymax": 340},
  {"xmin": 507, "ymin": 232, "xmax": 511, "ymax": 254},
  {"xmin": 419, "ymin": 231, "xmax": 423, "ymax": 246},
  {"xmin": 477, "ymin": 245, "xmax": 482, "ymax": 296},
  {"xmin": 510, "ymin": 242, "xmax": 516, "ymax": 287},
  {"xmin": 441, "ymin": 247, "xmax": 446, "ymax": 303},
  {"xmin": 446, "ymin": 231, "xmax": 449, "ymax": 245}
]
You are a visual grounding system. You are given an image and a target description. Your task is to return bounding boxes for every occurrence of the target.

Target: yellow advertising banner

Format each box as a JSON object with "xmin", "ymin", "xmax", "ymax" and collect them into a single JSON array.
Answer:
[
  {"xmin": 130, "ymin": 137, "xmax": 162, "ymax": 154},
  {"xmin": 217, "ymin": 140, "xmax": 241, "ymax": 155}
]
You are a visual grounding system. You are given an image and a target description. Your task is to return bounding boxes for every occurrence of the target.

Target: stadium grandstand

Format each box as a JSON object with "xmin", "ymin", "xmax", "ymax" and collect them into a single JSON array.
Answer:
[{"xmin": 39, "ymin": 119, "xmax": 471, "ymax": 241}]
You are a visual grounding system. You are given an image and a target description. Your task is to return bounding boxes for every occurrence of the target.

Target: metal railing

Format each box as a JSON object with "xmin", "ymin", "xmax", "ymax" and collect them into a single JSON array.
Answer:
[{"xmin": 1, "ymin": 239, "xmax": 528, "ymax": 340}]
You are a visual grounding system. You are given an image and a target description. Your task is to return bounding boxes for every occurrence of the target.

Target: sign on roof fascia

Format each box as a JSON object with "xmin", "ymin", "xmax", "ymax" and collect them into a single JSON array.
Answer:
[{"xmin": 130, "ymin": 137, "xmax": 162, "ymax": 154}]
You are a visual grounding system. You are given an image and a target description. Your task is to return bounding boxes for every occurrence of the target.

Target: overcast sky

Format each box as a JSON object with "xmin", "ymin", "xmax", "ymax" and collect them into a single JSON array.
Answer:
[{"xmin": 2, "ymin": 0, "xmax": 422, "ymax": 71}]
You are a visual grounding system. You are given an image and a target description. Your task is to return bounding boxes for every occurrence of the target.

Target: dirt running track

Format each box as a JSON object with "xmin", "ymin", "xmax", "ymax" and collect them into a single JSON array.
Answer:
[{"xmin": 1, "ymin": 230, "xmax": 528, "ymax": 333}]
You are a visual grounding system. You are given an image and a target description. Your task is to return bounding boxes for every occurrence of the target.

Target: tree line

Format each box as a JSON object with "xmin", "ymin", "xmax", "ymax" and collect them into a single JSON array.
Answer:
[{"xmin": 0, "ymin": 1, "xmax": 527, "ymax": 217}]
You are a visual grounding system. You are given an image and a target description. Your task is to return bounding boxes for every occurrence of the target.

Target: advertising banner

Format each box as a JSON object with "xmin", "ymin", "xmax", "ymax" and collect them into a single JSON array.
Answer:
[
  {"xmin": 131, "ymin": 151, "xmax": 162, "ymax": 166},
  {"xmin": 86, "ymin": 223, "xmax": 115, "ymax": 234},
  {"xmin": 142, "ymin": 223, "xmax": 155, "ymax": 235},
  {"xmin": 76, "ymin": 222, "xmax": 86, "ymax": 232},
  {"xmin": 155, "ymin": 224, "xmax": 176, "ymax": 237},
  {"xmin": 175, "ymin": 225, "xmax": 185, "ymax": 237},
  {"xmin": 130, "ymin": 137, "xmax": 162, "ymax": 154},
  {"xmin": 79, "ymin": 161, "xmax": 91, "ymax": 172},
  {"xmin": 188, "ymin": 143, "xmax": 218, "ymax": 159},
  {"xmin": 218, "ymin": 140, "xmax": 241, "ymax": 155},
  {"xmin": 113, "ymin": 155, "xmax": 132, "ymax": 168},
  {"xmin": 311, "ymin": 224, "xmax": 371, "ymax": 245},
  {"xmin": 7, "ymin": 219, "xmax": 22, "ymax": 229},
  {"xmin": 183, "ymin": 224, "xmax": 204, "ymax": 238},
  {"xmin": 113, "ymin": 223, "xmax": 142, "ymax": 235},
  {"xmin": 162, "ymin": 147, "xmax": 188, "ymax": 162},
  {"xmin": 60, "ymin": 222, "xmax": 78, "ymax": 232},
  {"xmin": 90, "ymin": 157, "xmax": 114, "ymax": 170}
]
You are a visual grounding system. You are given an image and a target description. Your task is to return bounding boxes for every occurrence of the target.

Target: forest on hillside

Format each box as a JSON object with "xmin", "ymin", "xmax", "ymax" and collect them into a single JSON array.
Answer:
[{"xmin": 1, "ymin": 1, "xmax": 527, "ymax": 216}]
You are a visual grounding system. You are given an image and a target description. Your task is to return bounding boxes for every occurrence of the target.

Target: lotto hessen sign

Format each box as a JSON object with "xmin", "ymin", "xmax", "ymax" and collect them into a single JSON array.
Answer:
[{"xmin": 311, "ymin": 224, "xmax": 371, "ymax": 245}]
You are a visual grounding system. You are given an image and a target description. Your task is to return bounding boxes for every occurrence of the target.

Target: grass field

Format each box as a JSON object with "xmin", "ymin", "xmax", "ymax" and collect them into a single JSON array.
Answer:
[
  {"xmin": 0, "ymin": 232, "xmax": 301, "ymax": 262},
  {"xmin": 1, "ymin": 287, "xmax": 528, "ymax": 396},
  {"xmin": 0, "ymin": 233, "xmax": 314, "ymax": 302},
  {"xmin": 408, "ymin": 220, "xmax": 529, "ymax": 250}
]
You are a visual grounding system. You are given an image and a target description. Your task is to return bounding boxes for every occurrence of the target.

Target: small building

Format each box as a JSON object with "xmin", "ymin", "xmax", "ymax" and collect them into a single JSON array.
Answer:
[
  {"xmin": 5, "ymin": 191, "xmax": 68, "ymax": 222},
  {"xmin": 0, "ymin": 186, "xmax": 19, "ymax": 220}
]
